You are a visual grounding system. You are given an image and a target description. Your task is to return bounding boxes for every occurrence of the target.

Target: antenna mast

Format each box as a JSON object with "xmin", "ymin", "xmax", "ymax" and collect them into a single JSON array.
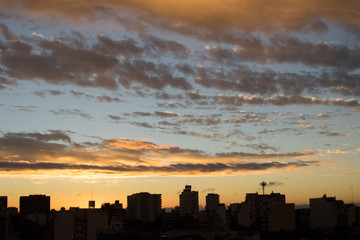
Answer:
[{"xmin": 260, "ymin": 181, "xmax": 267, "ymax": 195}]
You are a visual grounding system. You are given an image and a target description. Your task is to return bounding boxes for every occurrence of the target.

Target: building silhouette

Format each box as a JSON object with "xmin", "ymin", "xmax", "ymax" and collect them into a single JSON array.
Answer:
[
  {"xmin": 205, "ymin": 193, "xmax": 220, "ymax": 213},
  {"xmin": 19, "ymin": 194, "xmax": 50, "ymax": 226},
  {"xmin": 238, "ymin": 192, "xmax": 295, "ymax": 231},
  {"xmin": 179, "ymin": 185, "xmax": 199, "ymax": 219},
  {"xmin": 0, "ymin": 196, "xmax": 7, "ymax": 209},
  {"xmin": 55, "ymin": 207, "xmax": 109, "ymax": 240},
  {"xmin": 127, "ymin": 192, "xmax": 162, "ymax": 223},
  {"xmin": 88, "ymin": 200, "xmax": 95, "ymax": 209},
  {"xmin": 310, "ymin": 194, "xmax": 356, "ymax": 229}
]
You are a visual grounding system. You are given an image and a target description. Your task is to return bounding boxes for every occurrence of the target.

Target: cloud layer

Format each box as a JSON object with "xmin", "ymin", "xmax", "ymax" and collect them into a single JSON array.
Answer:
[{"xmin": 0, "ymin": 130, "xmax": 317, "ymax": 176}]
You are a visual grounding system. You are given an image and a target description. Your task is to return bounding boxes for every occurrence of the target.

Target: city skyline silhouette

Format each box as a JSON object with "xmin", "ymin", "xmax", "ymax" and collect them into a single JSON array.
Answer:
[{"xmin": 1, "ymin": 1, "xmax": 360, "ymax": 238}]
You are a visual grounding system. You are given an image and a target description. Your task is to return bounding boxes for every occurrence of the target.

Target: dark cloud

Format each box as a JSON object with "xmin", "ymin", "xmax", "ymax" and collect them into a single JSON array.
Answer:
[
  {"xmin": 267, "ymin": 181, "xmax": 284, "ymax": 187},
  {"xmin": 108, "ymin": 115, "xmax": 123, "ymax": 121},
  {"xmin": 244, "ymin": 144, "xmax": 279, "ymax": 152},
  {"xmin": 5, "ymin": 130, "xmax": 71, "ymax": 143},
  {"xmin": 5, "ymin": 0, "xmax": 360, "ymax": 35},
  {"xmin": 96, "ymin": 95, "xmax": 123, "ymax": 103},
  {"xmin": 132, "ymin": 122, "xmax": 154, "ymax": 128},
  {"xmin": 317, "ymin": 131, "xmax": 346, "ymax": 137},
  {"xmin": 0, "ymin": 132, "xmax": 69, "ymax": 162},
  {"xmin": 196, "ymin": 66, "xmax": 278, "ymax": 95},
  {"xmin": 344, "ymin": 23, "xmax": 360, "ymax": 39},
  {"xmin": 0, "ymin": 29, "xmax": 193, "ymax": 91},
  {"xmin": 133, "ymin": 112, "xmax": 152, "ymax": 117},
  {"xmin": 50, "ymin": 109, "xmax": 92, "ymax": 119},
  {"xmin": 154, "ymin": 111, "xmax": 180, "ymax": 118},
  {"xmin": 194, "ymin": 64, "xmax": 360, "ymax": 97},
  {"xmin": 0, "ymin": 160, "xmax": 317, "ymax": 174},
  {"xmin": 95, "ymin": 35, "xmax": 143, "ymax": 56},
  {"xmin": 141, "ymin": 34, "xmax": 189, "ymax": 59},
  {"xmin": 303, "ymin": 19, "xmax": 329, "ymax": 33},
  {"xmin": 177, "ymin": 117, "xmax": 221, "ymax": 125},
  {"xmin": 12, "ymin": 105, "xmax": 38, "ymax": 112},
  {"xmin": 157, "ymin": 102, "xmax": 189, "ymax": 109},
  {"xmin": 69, "ymin": 90, "xmax": 122, "ymax": 103},
  {"xmin": 117, "ymin": 59, "xmax": 192, "ymax": 90},
  {"xmin": 215, "ymin": 151, "xmax": 314, "ymax": 159},
  {"xmin": 0, "ymin": 76, "xmax": 16, "ymax": 89},
  {"xmin": 0, "ymin": 33, "xmax": 119, "ymax": 89},
  {"xmin": 202, "ymin": 35, "xmax": 360, "ymax": 70},
  {"xmin": 153, "ymin": 92, "xmax": 184, "ymax": 100},
  {"xmin": 34, "ymin": 89, "xmax": 64, "ymax": 97}
]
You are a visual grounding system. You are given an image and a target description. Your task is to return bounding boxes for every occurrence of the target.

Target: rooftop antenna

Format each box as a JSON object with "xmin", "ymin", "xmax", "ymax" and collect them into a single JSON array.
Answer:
[{"xmin": 260, "ymin": 181, "xmax": 267, "ymax": 195}]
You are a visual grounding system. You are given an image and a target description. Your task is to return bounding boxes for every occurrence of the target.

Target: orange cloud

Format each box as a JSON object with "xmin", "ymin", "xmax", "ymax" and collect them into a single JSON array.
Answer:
[
  {"xmin": 105, "ymin": 139, "xmax": 175, "ymax": 150},
  {"xmin": 327, "ymin": 149, "xmax": 347, "ymax": 154},
  {"xmin": 2, "ymin": 0, "xmax": 360, "ymax": 33}
]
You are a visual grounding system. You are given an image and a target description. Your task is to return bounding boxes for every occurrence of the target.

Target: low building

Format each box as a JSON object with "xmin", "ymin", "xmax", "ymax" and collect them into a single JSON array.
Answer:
[
  {"xmin": 54, "ymin": 207, "xmax": 110, "ymax": 240},
  {"xmin": 127, "ymin": 192, "xmax": 162, "ymax": 223},
  {"xmin": 310, "ymin": 194, "xmax": 356, "ymax": 229}
]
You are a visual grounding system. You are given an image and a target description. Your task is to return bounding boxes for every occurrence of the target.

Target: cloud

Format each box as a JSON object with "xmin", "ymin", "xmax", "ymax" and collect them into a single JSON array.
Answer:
[
  {"xmin": 185, "ymin": 93, "xmax": 360, "ymax": 108},
  {"xmin": 0, "ymin": 160, "xmax": 317, "ymax": 175},
  {"xmin": 0, "ymin": 76, "xmax": 16, "ymax": 89},
  {"xmin": 4, "ymin": 0, "xmax": 360, "ymax": 35},
  {"xmin": 303, "ymin": 19, "xmax": 329, "ymax": 33},
  {"xmin": 327, "ymin": 149, "xmax": 347, "ymax": 154},
  {"xmin": 96, "ymin": 95, "xmax": 123, "ymax": 103},
  {"xmin": 117, "ymin": 59, "xmax": 192, "ymax": 90},
  {"xmin": 50, "ymin": 109, "xmax": 92, "ymax": 119},
  {"xmin": 299, "ymin": 125, "xmax": 316, "ymax": 129},
  {"xmin": 203, "ymin": 36, "xmax": 360, "ymax": 69},
  {"xmin": 0, "ymin": 34, "xmax": 119, "ymax": 89},
  {"xmin": 105, "ymin": 139, "xmax": 174, "ymax": 150},
  {"xmin": 11, "ymin": 105, "xmax": 38, "ymax": 112},
  {"xmin": 215, "ymin": 151, "xmax": 314, "ymax": 159},
  {"xmin": 132, "ymin": 122, "xmax": 154, "ymax": 128},
  {"xmin": 141, "ymin": 34, "xmax": 189, "ymax": 59},
  {"xmin": 5, "ymin": 130, "xmax": 72, "ymax": 143},
  {"xmin": 34, "ymin": 89, "xmax": 64, "ymax": 97},
  {"xmin": 244, "ymin": 144, "xmax": 279, "ymax": 152},
  {"xmin": 318, "ymin": 131, "xmax": 345, "ymax": 137},
  {"xmin": 0, "ymin": 27, "xmax": 193, "ymax": 91},
  {"xmin": 201, "ymin": 188, "xmax": 216, "ymax": 193},
  {"xmin": 193, "ymin": 64, "xmax": 360, "ymax": 97},
  {"xmin": 108, "ymin": 115, "xmax": 123, "ymax": 121},
  {"xmin": 0, "ymin": 130, "xmax": 318, "ymax": 176},
  {"xmin": 267, "ymin": 181, "xmax": 284, "ymax": 187},
  {"xmin": 154, "ymin": 111, "xmax": 180, "ymax": 118}
]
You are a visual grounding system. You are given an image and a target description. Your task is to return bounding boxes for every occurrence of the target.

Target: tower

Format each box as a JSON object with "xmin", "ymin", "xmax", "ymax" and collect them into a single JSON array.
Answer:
[
  {"xmin": 179, "ymin": 185, "xmax": 199, "ymax": 218},
  {"xmin": 205, "ymin": 193, "xmax": 220, "ymax": 213}
]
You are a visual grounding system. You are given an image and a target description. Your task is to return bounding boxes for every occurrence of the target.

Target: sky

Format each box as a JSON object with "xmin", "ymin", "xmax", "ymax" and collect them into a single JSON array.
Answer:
[{"xmin": 0, "ymin": 0, "xmax": 360, "ymax": 210}]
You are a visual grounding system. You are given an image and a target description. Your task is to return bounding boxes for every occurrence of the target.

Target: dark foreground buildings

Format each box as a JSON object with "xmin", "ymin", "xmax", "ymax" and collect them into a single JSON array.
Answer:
[
  {"xmin": 1, "ymin": 188, "xmax": 360, "ymax": 240},
  {"xmin": 20, "ymin": 194, "xmax": 50, "ymax": 226}
]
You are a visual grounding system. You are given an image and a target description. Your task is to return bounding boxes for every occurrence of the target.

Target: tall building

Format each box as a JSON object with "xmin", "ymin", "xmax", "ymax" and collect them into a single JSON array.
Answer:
[
  {"xmin": 238, "ymin": 192, "xmax": 295, "ymax": 231},
  {"xmin": 0, "ymin": 196, "xmax": 7, "ymax": 209},
  {"xmin": 19, "ymin": 194, "xmax": 50, "ymax": 226},
  {"xmin": 127, "ymin": 192, "xmax": 162, "ymax": 223},
  {"xmin": 310, "ymin": 194, "xmax": 356, "ymax": 229},
  {"xmin": 205, "ymin": 193, "xmax": 220, "ymax": 213},
  {"xmin": 179, "ymin": 185, "xmax": 199, "ymax": 218}
]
